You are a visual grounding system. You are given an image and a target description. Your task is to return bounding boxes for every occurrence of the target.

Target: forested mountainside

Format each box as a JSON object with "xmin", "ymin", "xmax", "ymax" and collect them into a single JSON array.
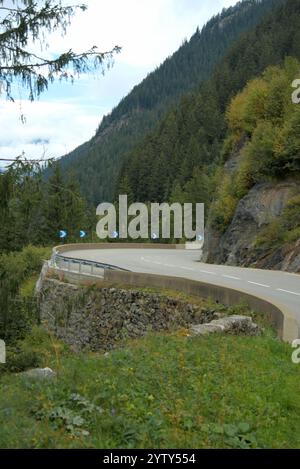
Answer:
[
  {"xmin": 119, "ymin": 0, "xmax": 300, "ymax": 270},
  {"xmin": 118, "ymin": 0, "xmax": 300, "ymax": 205},
  {"xmin": 57, "ymin": 0, "xmax": 283, "ymax": 204}
]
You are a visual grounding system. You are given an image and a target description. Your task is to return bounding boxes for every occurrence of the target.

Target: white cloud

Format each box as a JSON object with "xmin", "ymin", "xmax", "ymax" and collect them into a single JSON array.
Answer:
[
  {"xmin": 0, "ymin": 99, "xmax": 102, "ymax": 162},
  {"xmin": 51, "ymin": 0, "xmax": 238, "ymax": 69}
]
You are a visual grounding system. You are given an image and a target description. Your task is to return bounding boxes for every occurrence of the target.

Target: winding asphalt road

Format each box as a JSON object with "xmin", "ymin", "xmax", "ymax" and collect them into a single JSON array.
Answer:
[{"xmin": 63, "ymin": 248, "xmax": 300, "ymax": 328}]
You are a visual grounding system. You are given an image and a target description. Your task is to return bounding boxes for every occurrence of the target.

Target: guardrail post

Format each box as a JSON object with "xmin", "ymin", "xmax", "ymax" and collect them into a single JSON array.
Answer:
[{"xmin": 91, "ymin": 264, "xmax": 94, "ymax": 275}]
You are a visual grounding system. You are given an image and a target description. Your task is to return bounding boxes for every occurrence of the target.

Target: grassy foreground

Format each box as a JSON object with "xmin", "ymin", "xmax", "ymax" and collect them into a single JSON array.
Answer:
[{"xmin": 0, "ymin": 327, "xmax": 299, "ymax": 449}]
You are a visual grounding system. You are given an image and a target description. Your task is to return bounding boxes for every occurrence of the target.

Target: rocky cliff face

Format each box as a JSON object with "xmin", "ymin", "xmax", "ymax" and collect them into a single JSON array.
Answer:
[
  {"xmin": 252, "ymin": 239, "xmax": 300, "ymax": 272},
  {"xmin": 203, "ymin": 180, "xmax": 300, "ymax": 272}
]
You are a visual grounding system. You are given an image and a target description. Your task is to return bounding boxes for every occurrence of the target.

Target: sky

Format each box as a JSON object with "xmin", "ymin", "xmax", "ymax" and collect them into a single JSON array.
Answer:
[{"xmin": 0, "ymin": 0, "xmax": 238, "ymax": 166}]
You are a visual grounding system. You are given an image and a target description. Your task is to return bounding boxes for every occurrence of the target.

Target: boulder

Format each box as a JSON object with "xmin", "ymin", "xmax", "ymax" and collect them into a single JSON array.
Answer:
[
  {"xmin": 19, "ymin": 367, "xmax": 56, "ymax": 379},
  {"xmin": 190, "ymin": 315, "xmax": 261, "ymax": 336}
]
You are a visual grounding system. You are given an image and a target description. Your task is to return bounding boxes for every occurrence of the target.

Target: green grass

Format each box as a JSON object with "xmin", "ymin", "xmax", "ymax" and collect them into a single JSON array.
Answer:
[
  {"xmin": 0, "ymin": 327, "xmax": 299, "ymax": 449},
  {"xmin": 19, "ymin": 276, "xmax": 39, "ymax": 299}
]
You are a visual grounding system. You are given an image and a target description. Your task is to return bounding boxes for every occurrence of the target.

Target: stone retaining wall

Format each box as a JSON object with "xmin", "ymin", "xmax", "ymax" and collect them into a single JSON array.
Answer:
[{"xmin": 38, "ymin": 278, "xmax": 217, "ymax": 351}]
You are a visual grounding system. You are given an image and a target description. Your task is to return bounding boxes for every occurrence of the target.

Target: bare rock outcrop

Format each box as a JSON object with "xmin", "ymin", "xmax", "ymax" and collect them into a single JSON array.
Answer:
[
  {"xmin": 203, "ymin": 181, "xmax": 300, "ymax": 272},
  {"xmin": 253, "ymin": 239, "xmax": 300, "ymax": 273}
]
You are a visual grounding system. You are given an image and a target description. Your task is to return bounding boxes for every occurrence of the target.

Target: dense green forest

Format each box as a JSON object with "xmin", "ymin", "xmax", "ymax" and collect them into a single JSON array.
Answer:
[
  {"xmin": 0, "ymin": 161, "xmax": 92, "ymax": 254},
  {"xmin": 56, "ymin": 0, "xmax": 284, "ymax": 204},
  {"xmin": 117, "ymin": 0, "xmax": 300, "ymax": 215}
]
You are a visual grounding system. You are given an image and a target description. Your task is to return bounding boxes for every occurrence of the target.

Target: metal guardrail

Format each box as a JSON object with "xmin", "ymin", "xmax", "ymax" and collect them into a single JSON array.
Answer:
[{"xmin": 51, "ymin": 250, "xmax": 130, "ymax": 278}]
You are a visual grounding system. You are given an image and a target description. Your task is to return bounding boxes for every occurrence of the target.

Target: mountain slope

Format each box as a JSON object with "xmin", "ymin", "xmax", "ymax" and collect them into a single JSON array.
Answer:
[
  {"xmin": 57, "ymin": 0, "xmax": 284, "ymax": 204},
  {"xmin": 118, "ymin": 0, "xmax": 300, "ymax": 206},
  {"xmin": 117, "ymin": 0, "xmax": 300, "ymax": 272}
]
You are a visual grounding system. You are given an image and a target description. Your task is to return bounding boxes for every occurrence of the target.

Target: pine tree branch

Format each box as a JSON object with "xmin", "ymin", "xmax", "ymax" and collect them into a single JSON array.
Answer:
[
  {"xmin": 0, "ymin": 1, "xmax": 121, "ymax": 100},
  {"xmin": 0, "ymin": 46, "xmax": 121, "ymax": 71}
]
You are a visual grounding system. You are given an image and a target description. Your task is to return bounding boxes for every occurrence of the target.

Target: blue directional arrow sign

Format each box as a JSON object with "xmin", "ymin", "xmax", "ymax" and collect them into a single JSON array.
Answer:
[
  {"xmin": 80, "ymin": 230, "xmax": 87, "ymax": 238},
  {"xmin": 152, "ymin": 233, "xmax": 158, "ymax": 240},
  {"xmin": 112, "ymin": 231, "xmax": 119, "ymax": 239},
  {"xmin": 59, "ymin": 230, "xmax": 67, "ymax": 239}
]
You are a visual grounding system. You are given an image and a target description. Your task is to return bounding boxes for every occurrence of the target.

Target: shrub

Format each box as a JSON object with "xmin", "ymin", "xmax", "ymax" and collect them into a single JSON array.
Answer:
[
  {"xmin": 274, "ymin": 108, "xmax": 300, "ymax": 175},
  {"xmin": 281, "ymin": 195, "xmax": 300, "ymax": 230},
  {"xmin": 3, "ymin": 348, "xmax": 40, "ymax": 374},
  {"xmin": 210, "ymin": 174, "xmax": 239, "ymax": 233},
  {"xmin": 212, "ymin": 59, "xmax": 300, "ymax": 235},
  {"xmin": 223, "ymin": 59, "xmax": 300, "ymax": 195},
  {"xmin": 254, "ymin": 220, "xmax": 285, "ymax": 249},
  {"xmin": 0, "ymin": 246, "xmax": 51, "ymax": 345},
  {"xmin": 284, "ymin": 228, "xmax": 300, "ymax": 244},
  {"xmin": 233, "ymin": 121, "xmax": 278, "ymax": 200},
  {"xmin": 226, "ymin": 78, "xmax": 268, "ymax": 138}
]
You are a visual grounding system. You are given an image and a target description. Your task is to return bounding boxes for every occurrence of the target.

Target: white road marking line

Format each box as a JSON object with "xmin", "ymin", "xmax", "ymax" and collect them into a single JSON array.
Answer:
[
  {"xmin": 181, "ymin": 267, "xmax": 195, "ymax": 271},
  {"xmin": 248, "ymin": 281, "xmax": 270, "ymax": 288},
  {"xmin": 222, "ymin": 275, "xmax": 240, "ymax": 280},
  {"xmin": 164, "ymin": 264, "xmax": 176, "ymax": 268},
  {"xmin": 277, "ymin": 288, "xmax": 300, "ymax": 297},
  {"xmin": 199, "ymin": 270, "xmax": 217, "ymax": 275}
]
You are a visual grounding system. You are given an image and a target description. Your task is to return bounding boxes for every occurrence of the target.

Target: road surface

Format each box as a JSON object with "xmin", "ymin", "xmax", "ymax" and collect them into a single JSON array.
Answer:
[{"xmin": 63, "ymin": 248, "xmax": 300, "ymax": 326}]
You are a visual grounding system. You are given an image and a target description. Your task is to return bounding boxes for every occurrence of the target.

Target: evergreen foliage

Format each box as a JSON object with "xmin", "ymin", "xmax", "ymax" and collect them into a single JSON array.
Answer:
[
  {"xmin": 118, "ymin": 0, "xmax": 300, "ymax": 218},
  {"xmin": 57, "ymin": 0, "xmax": 283, "ymax": 204},
  {"xmin": 0, "ymin": 0, "xmax": 120, "ymax": 101},
  {"xmin": 0, "ymin": 161, "xmax": 93, "ymax": 253}
]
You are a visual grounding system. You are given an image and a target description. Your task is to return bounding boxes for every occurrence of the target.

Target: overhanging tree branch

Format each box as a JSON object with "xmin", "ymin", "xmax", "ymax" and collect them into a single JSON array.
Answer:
[{"xmin": 0, "ymin": 0, "xmax": 121, "ymax": 100}]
